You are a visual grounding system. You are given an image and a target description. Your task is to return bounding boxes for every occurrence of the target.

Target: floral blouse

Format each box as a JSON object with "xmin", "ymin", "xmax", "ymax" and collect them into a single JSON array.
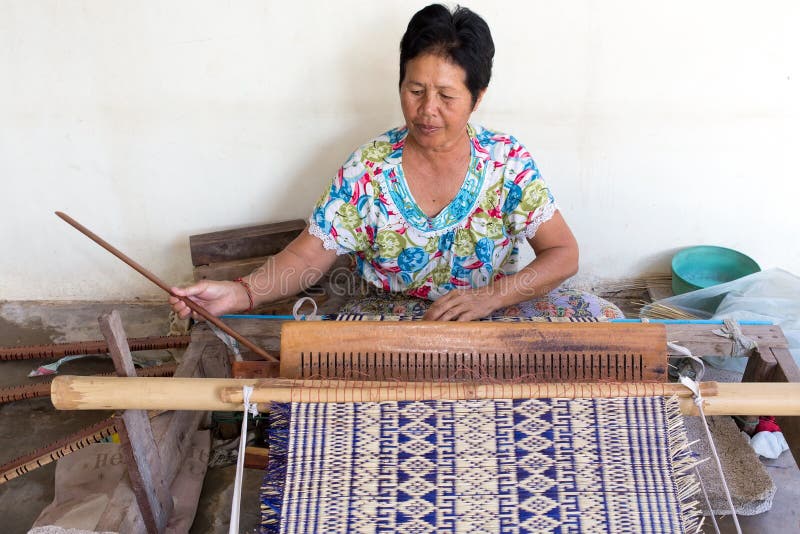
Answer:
[{"xmin": 308, "ymin": 124, "xmax": 557, "ymax": 300}]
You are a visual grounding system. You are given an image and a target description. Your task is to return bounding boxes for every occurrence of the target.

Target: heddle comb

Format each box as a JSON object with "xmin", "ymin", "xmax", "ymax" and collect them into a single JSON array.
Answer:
[{"xmin": 279, "ymin": 322, "xmax": 668, "ymax": 382}]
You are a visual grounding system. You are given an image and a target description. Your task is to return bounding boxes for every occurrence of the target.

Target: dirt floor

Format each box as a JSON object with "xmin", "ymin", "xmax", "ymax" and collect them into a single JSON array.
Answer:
[{"xmin": 0, "ymin": 299, "xmax": 798, "ymax": 533}]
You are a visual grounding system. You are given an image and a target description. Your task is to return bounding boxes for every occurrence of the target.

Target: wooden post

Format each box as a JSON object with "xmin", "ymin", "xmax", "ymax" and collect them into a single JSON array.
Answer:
[
  {"xmin": 94, "ymin": 330, "xmax": 218, "ymax": 533},
  {"xmin": 742, "ymin": 347, "xmax": 777, "ymax": 382},
  {"xmin": 771, "ymin": 347, "xmax": 800, "ymax": 463},
  {"xmin": 99, "ymin": 311, "xmax": 173, "ymax": 534}
]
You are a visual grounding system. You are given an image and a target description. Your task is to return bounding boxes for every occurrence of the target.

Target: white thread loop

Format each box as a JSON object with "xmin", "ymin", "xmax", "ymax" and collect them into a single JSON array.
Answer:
[
  {"xmin": 292, "ymin": 297, "xmax": 318, "ymax": 320},
  {"xmin": 230, "ymin": 385, "xmax": 257, "ymax": 534}
]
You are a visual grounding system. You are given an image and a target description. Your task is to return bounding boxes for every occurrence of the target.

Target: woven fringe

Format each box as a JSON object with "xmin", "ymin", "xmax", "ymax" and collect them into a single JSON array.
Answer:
[
  {"xmin": 260, "ymin": 402, "xmax": 292, "ymax": 534},
  {"xmin": 665, "ymin": 396, "xmax": 705, "ymax": 533}
]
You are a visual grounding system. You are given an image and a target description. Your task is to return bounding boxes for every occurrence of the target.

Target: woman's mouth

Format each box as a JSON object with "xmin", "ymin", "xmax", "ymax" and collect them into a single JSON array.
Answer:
[{"xmin": 416, "ymin": 124, "xmax": 440, "ymax": 135}]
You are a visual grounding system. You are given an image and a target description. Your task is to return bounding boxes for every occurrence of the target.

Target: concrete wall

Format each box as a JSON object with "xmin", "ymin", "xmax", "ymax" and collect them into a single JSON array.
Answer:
[{"xmin": 1, "ymin": 1, "xmax": 798, "ymax": 300}]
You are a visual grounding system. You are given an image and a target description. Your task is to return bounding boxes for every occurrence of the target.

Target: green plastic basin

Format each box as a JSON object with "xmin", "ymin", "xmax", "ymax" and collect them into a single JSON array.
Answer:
[{"xmin": 671, "ymin": 246, "xmax": 760, "ymax": 295}]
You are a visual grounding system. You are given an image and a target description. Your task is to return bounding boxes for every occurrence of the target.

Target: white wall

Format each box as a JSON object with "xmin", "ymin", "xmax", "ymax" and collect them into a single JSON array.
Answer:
[{"xmin": 1, "ymin": 0, "xmax": 798, "ymax": 300}]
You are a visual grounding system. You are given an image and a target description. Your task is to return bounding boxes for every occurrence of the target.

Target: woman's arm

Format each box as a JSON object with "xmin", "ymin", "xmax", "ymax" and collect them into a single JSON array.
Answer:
[
  {"xmin": 423, "ymin": 210, "xmax": 578, "ymax": 321},
  {"xmin": 170, "ymin": 230, "xmax": 339, "ymax": 319}
]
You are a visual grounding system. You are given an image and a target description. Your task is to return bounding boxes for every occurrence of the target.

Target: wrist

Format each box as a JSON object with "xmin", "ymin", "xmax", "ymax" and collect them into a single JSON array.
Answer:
[
  {"xmin": 232, "ymin": 278, "xmax": 255, "ymax": 312},
  {"xmin": 491, "ymin": 271, "xmax": 536, "ymax": 310}
]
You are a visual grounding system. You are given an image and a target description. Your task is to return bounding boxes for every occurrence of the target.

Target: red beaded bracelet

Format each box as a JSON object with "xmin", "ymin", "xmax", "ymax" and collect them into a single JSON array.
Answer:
[{"xmin": 233, "ymin": 277, "xmax": 254, "ymax": 312}]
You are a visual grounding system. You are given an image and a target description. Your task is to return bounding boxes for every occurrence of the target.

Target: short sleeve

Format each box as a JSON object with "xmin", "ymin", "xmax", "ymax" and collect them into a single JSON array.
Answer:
[
  {"xmin": 501, "ymin": 139, "xmax": 557, "ymax": 240},
  {"xmin": 307, "ymin": 150, "xmax": 372, "ymax": 256}
]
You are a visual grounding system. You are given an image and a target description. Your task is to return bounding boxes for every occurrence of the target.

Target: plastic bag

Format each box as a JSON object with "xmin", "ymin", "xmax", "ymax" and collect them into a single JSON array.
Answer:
[{"xmin": 645, "ymin": 268, "xmax": 800, "ymax": 372}]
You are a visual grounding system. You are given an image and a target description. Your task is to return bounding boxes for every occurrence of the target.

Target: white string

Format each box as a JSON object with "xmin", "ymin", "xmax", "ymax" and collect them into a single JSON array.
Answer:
[
  {"xmin": 292, "ymin": 296, "xmax": 318, "ymax": 320},
  {"xmin": 229, "ymin": 385, "xmax": 257, "ymax": 534},
  {"xmin": 671, "ymin": 342, "xmax": 742, "ymax": 534}
]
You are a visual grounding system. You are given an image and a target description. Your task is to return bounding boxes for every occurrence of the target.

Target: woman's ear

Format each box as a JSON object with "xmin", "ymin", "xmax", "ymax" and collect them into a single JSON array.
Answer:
[{"xmin": 472, "ymin": 89, "xmax": 487, "ymax": 111}]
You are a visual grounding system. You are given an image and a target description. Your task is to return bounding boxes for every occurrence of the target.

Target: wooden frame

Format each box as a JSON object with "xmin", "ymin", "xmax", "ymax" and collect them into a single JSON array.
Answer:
[
  {"xmin": 220, "ymin": 320, "xmax": 800, "ymax": 463},
  {"xmin": 97, "ymin": 311, "xmax": 230, "ymax": 534},
  {"xmin": 88, "ymin": 316, "xmax": 799, "ymax": 532}
]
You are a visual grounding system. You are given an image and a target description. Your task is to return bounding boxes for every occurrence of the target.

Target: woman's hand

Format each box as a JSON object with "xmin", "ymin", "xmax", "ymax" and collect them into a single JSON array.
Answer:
[
  {"xmin": 423, "ymin": 287, "xmax": 501, "ymax": 321},
  {"xmin": 169, "ymin": 280, "xmax": 248, "ymax": 320}
]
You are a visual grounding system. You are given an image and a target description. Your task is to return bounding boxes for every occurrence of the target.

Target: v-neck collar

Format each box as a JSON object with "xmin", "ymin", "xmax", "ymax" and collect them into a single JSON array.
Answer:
[{"xmin": 383, "ymin": 124, "xmax": 488, "ymax": 235}]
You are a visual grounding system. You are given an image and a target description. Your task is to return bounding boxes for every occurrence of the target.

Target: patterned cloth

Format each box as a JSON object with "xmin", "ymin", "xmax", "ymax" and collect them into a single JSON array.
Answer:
[
  {"xmin": 339, "ymin": 287, "xmax": 625, "ymax": 320},
  {"xmin": 308, "ymin": 124, "xmax": 557, "ymax": 300},
  {"xmin": 261, "ymin": 397, "xmax": 700, "ymax": 533}
]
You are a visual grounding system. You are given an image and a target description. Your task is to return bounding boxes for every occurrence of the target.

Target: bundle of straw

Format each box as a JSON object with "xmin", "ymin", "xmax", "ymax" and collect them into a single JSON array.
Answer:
[
  {"xmin": 601, "ymin": 273, "xmax": 673, "ymax": 293},
  {"xmin": 636, "ymin": 301, "xmax": 699, "ymax": 320}
]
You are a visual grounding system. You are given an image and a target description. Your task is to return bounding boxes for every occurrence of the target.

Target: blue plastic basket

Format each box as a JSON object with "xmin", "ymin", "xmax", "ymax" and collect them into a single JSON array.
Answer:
[{"xmin": 671, "ymin": 246, "xmax": 760, "ymax": 294}]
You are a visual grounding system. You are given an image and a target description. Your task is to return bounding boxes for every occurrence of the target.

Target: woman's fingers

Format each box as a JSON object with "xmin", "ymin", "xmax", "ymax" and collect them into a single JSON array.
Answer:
[
  {"xmin": 171, "ymin": 282, "xmax": 210, "ymax": 298},
  {"xmin": 425, "ymin": 291, "xmax": 470, "ymax": 321},
  {"xmin": 169, "ymin": 283, "xmax": 209, "ymax": 316},
  {"xmin": 169, "ymin": 280, "xmax": 241, "ymax": 318},
  {"xmin": 424, "ymin": 288, "xmax": 497, "ymax": 321},
  {"xmin": 424, "ymin": 293, "xmax": 456, "ymax": 320}
]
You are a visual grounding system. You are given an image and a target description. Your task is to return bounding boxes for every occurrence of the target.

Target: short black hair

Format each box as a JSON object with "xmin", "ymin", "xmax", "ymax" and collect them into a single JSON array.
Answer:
[{"xmin": 399, "ymin": 4, "xmax": 494, "ymax": 107}]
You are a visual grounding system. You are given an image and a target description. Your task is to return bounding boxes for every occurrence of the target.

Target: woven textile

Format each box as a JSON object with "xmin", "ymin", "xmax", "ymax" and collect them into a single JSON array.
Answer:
[
  {"xmin": 309, "ymin": 313, "xmax": 603, "ymax": 322},
  {"xmin": 261, "ymin": 397, "xmax": 700, "ymax": 533},
  {"xmin": 337, "ymin": 287, "xmax": 624, "ymax": 320}
]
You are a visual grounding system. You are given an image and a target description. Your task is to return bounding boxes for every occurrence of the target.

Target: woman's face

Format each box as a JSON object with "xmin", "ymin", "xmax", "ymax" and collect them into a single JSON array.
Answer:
[{"xmin": 400, "ymin": 53, "xmax": 483, "ymax": 152}]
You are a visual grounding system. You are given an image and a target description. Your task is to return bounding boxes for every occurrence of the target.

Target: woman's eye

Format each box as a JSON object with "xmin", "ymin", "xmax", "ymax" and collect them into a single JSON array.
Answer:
[
  {"xmin": 411, "ymin": 90, "xmax": 423, "ymax": 96},
  {"xmin": 441, "ymin": 94, "xmax": 453, "ymax": 100}
]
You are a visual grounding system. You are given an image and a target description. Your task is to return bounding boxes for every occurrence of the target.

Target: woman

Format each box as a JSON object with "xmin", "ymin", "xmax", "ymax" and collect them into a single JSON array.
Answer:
[{"xmin": 170, "ymin": 5, "xmax": 622, "ymax": 322}]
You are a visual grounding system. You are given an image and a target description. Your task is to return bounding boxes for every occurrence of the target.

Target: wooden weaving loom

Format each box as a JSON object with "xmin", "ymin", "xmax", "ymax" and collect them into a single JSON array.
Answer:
[
  {"xmin": 52, "ymin": 320, "xmax": 798, "ymax": 414},
  {"xmin": 43, "ymin": 214, "xmax": 800, "ymax": 532},
  {"xmin": 49, "ymin": 318, "xmax": 800, "ymax": 534}
]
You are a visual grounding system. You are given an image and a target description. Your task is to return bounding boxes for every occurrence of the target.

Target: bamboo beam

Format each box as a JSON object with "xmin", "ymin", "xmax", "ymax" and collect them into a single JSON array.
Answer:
[
  {"xmin": 220, "ymin": 380, "xmax": 719, "ymax": 404},
  {"xmin": 50, "ymin": 375, "xmax": 800, "ymax": 416},
  {"xmin": 40, "ymin": 375, "xmax": 738, "ymax": 409},
  {"xmin": 51, "ymin": 376, "xmax": 259, "ymax": 411}
]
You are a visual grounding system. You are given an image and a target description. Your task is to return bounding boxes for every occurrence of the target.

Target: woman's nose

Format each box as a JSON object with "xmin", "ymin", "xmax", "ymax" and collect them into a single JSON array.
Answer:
[{"xmin": 419, "ymin": 94, "xmax": 437, "ymax": 116}]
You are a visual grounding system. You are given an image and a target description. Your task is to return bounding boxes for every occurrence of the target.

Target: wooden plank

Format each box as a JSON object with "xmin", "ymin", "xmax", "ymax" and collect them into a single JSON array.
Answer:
[
  {"xmin": 98, "ymin": 311, "xmax": 173, "ymax": 534},
  {"xmin": 201, "ymin": 340, "xmax": 232, "ymax": 379},
  {"xmin": 280, "ymin": 322, "xmax": 669, "ymax": 381},
  {"xmin": 153, "ymin": 343, "xmax": 223, "ymax": 462},
  {"xmin": 99, "ymin": 310, "xmax": 138, "ymax": 377},
  {"xmin": 196, "ymin": 320, "xmax": 284, "ymax": 356},
  {"xmin": 771, "ymin": 347, "xmax": 800, "ymax": 464},
  {"xmin": 223, "ymin": 321, "xmax": 789, "ymax": 355},
  {"xmin": 117, "ymin": 411, "xmax": 173, "ymax": 534},
  {"xmin": 664, "ymin": 324, "xmax": 788, "ymax": 356},
  {"xmin": 96, "ymin": 330, "xmax": 217, "ymax": 533},
  {"xmin": 189, "ymin": 219, "xmax": 306, "ymax": 266},
  {"xmin": 772, "ymin": 347, "xmax": 800, "ymax": 382},
  {"xmin": 193, "ymin": 255, "xmax": 270, "ymax": 282},
  {"xmin": 232, "ymin": 360, "xmax": 280, "ymax": 379},
  {"xmin": 244, "ymin": 446, "xmax": 269, "ymax": 470},
  {"xmin": 742, "ymin": 347, "xmax": 778, "ymax": 382}
]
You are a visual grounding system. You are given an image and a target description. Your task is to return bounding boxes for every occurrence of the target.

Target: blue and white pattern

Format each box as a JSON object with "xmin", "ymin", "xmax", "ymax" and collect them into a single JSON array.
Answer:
[
  {"xmin": 262, "ymin": 397, "xmax": 700, "ymax": 533},
  {"xmin": 308, "ymin": 124, "xmax": 558, "ymax": 300}
]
